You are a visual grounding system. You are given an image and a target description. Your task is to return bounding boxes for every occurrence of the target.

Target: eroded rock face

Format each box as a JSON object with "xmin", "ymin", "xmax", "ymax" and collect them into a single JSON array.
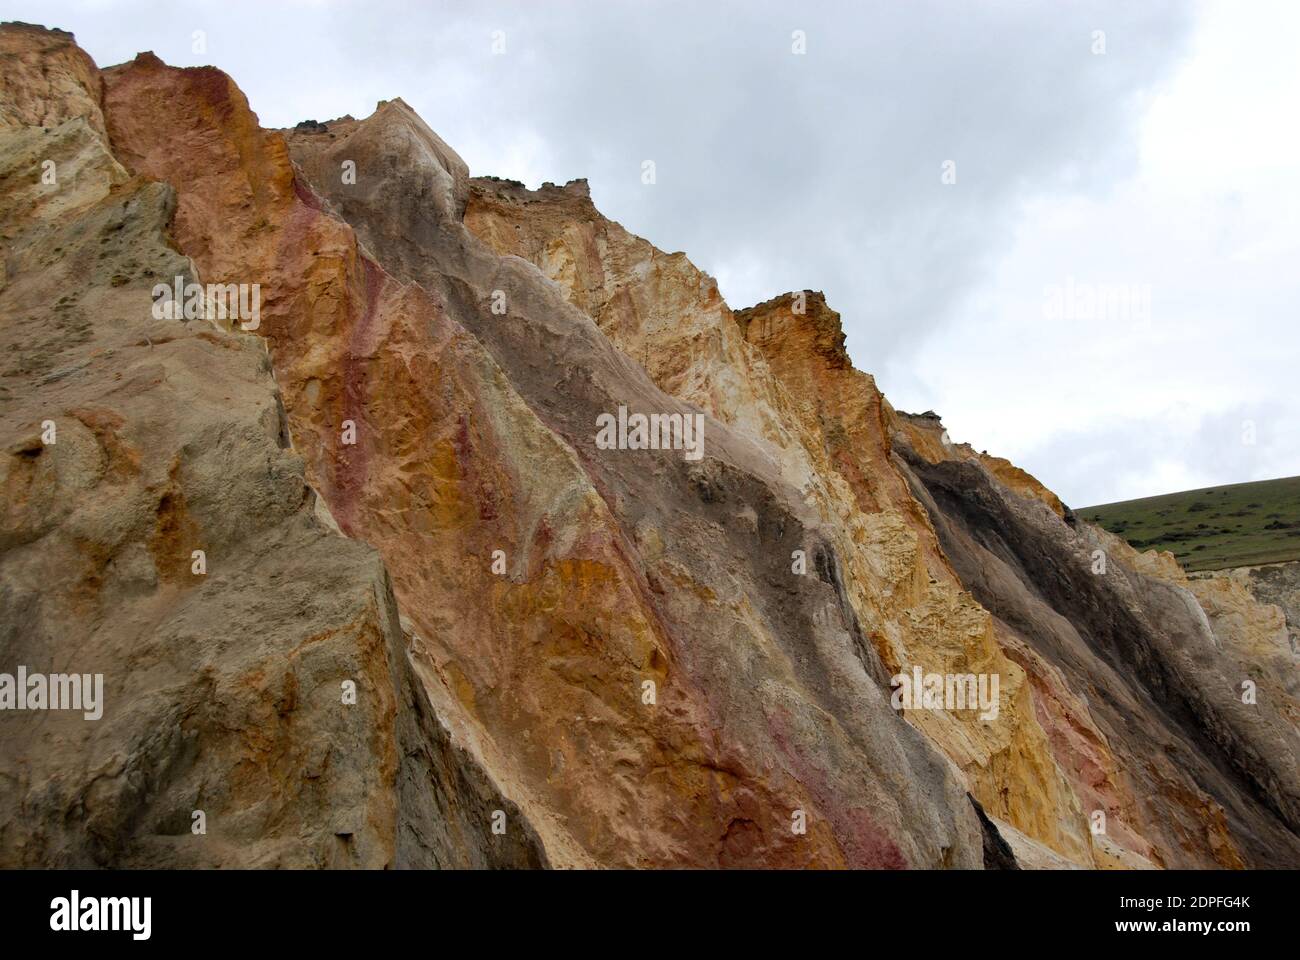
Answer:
[
  {"xmin": 467, "ymin": 190, "xmax": 1095, "ymax": 866},
  {"xmin": 84, "ymin": 45, "xmax": 992, "ymax": 869},
  {"xmin": 0, "ymin": 23, "xmax": 104, "ymax": 139},
  {"xmin": 0, "ymin": 24, "xmax": 542, "ymax": 869},
  {"xmin": 891, "ymin": 418, "xmax": 1300, "ymax": 867},
  {"xmin": 1194, "ymin": 562, "xmax": 1300, "ymax": 663},
  {"xmin": 2, "ymin": 23, "xmax": 1296, "ymax": 869}
]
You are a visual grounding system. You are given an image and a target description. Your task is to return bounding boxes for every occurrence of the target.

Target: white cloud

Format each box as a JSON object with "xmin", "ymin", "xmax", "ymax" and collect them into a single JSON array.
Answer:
[{"xmin": 892, "ymin": 0, "xmax": 1300, "ymax": 504}]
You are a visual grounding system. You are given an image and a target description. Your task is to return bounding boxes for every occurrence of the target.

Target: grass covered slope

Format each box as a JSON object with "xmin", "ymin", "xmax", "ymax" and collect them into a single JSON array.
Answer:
[{"xmin": 1079, "ymin": 476, "xmax": 1300, "ymax": 572}]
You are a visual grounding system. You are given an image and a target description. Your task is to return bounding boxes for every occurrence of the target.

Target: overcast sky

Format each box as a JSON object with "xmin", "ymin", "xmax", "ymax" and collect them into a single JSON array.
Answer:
[{"xmin": 17, "ymin": 0, "xmax": 1298, "ymax": 506}]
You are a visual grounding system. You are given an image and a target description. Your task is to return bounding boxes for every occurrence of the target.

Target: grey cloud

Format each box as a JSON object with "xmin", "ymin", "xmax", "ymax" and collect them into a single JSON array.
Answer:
[
  {"xmin": 1021, "ymin": 401, "xmax": 1298, "ymax": 508},
  {"xmin": 31, "ymin": 0, "xmax": 1190, "ymax": 362},
  {"xmin": 20, "ymin": 0, "xmax": 1255, "ymax": 506}
]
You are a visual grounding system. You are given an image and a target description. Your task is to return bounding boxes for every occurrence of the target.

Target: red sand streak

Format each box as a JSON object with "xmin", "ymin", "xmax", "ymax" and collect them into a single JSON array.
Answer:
[
  {"xmin": 332, "ymin": 255, "xmax": 386, "ymax": 533},
  {"xmin": 768, "ymin": 705, "xmax": 909, "ymax": 868}
]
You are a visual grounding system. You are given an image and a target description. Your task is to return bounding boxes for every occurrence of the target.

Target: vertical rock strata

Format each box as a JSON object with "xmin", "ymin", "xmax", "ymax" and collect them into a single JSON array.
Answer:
[
  {"xmin": 0, "ymin": 23, "xmax": 1295, "ymax": 868},
  {"xmin": 0, "ymin": 24, "xmax": 543, "ymax": 869},
  {"xmin": 891, "ymin": 414, "xmax": 1300, "ymax": 867}
]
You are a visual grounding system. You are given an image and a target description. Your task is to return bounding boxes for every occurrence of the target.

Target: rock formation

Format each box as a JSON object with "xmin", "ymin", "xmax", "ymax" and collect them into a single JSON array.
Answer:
[
  {"xmin": 1194, "ymin": 562, "xmax": 1300, "ymax": 664},
  {"xmin": 1, "ymin": 23, "xmax": 1296, "ymax": 869}
]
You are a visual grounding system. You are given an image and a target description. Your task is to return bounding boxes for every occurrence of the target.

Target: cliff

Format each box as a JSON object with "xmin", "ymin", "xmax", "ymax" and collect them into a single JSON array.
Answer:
[{"xmin": 1, "ymin": 23, "xmax": 1295, "ymax": 869}]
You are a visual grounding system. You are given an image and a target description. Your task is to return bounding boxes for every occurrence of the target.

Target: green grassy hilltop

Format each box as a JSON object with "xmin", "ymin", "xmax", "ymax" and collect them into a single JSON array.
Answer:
[{"xmin": 1078, "ymin": 475, "xmax": 1300, "ymax": 572}]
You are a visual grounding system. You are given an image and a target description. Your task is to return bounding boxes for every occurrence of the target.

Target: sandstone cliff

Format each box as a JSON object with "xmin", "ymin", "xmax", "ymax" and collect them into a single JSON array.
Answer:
[
  {"xmin": 1, "ymin": 23, "xmax": 1295, "ymax": 869},
  {"xmin": 0, "ymin": 24, "xmax": 543, "ymax": 869}
]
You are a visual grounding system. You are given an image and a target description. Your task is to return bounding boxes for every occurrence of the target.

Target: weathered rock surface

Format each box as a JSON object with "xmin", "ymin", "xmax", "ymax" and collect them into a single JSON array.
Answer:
[
  {"xmin": 468, "ymin": 186, "xmax": 1093, "ymax": 866},
  {"xmin": 1195, "ymin": 562, "xmax": 1300, "ymax": 661},
  {"xmin": 0, "ymin": 24, "xmax": 543, "ymax": 869},
  {"xmin": 0, "ymin": 23, "xmax": 105, "ymax": 140},
  {"xmin": 89, "ymin": 51, "xmax": 988, "ymax": 868},
  {"xmin": 892, "ymin": 413, "xmax": 1300, "ymax": 867},
  {"xmin": 1, "ymin": 23, "xmax": 1296, "ymax": 869}
]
